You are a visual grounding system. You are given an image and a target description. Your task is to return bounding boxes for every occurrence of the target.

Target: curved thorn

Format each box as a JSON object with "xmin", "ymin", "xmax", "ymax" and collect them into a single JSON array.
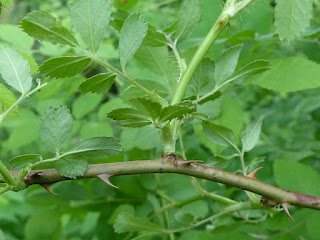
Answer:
[
  {"xmin": 97, "ymin": 173, "xmax": 119, "ymax": 189},
  {"xmin": 40, "ymin": 184, "xmax": 58, "ymax": 195},
  {"xmin": 281, "ymin": 202, "xmax": 295, "ymax": 222},
  {"xmin": 247, "ymin": 167, "xmax": 263, "ymax": 179}
]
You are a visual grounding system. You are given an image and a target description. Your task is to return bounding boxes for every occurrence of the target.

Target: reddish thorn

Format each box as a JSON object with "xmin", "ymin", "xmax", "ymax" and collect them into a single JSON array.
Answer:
[
  {"xmin": 281, "ymin": 202, "xmax": 295, "ymax": 222},
  {"xmin": 247, "ymin": 167, "xmax": 263, "ymax": 179},
  {"xmin": 97, "ymin": 173, "xmax": 119, "ymax": 189},
  {"xmin": 40, "ymin": 184, "xmax": 58, "ymax": 196}
]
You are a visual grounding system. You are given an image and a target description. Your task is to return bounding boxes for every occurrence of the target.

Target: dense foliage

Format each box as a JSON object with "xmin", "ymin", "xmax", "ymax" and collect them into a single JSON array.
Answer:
[{"xmin": 0, "ymin": 0, "xmax": 320, "ymax": 239}]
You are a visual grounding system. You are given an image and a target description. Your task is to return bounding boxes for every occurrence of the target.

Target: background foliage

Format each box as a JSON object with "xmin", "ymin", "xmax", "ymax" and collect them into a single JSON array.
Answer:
[{"xmin": 0, "ymin": 0, "xmax": 320, "ymax": 239}]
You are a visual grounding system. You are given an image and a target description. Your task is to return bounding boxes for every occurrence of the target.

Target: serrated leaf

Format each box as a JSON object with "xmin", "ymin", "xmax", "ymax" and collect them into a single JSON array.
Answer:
[
  {"xmin": 9, "ymin": 154, "xmax": 40, "ymax": 170},
  {"xmin": 273, "ymin": 159, "xmax": 320, "ymax": 197},
  {"xmin": 70, "ymin": 0, "xmax": 112, "ymax": 52},
  {"xmin": 175, "ymin": 0, "xmax": 201, "ymax": 41},
  {"xmin": 39, "ymin": 56, "xmax": 90, "ymax": 78},
  {"xmin": 79, "ymin": 73, "xmax": 115, "ymax": 94},
  {"xmin": 142, "ymin": 26, "xmax": 168, "ymax": 47},
  {"xmin": 251, "ymin": 57, "xmax": 320, "ymax": 93},
  {"xmin": 39, "ymin": 106, "xmax": 73, "ymax": 153},
  {"xmin": 72, "ymin": 93, "xmax": 103, "ymax": 119},
  {"xmin": 214, "ymin": 45, "xmax": 242, "ymax": 85},
  {"xmin": 203, "ymin": 121, "xmax": 235, "ymax": 147},
  {"xmin": 108, "ymin": 108, "xmax": 152, "ymax": 127},
  {"xmin": 114, "ymin": 212, "xmax": 165, "ymax": 233},
  {"xmin": 0, "ymin": 47, "xmax": 32, "ymax": 94},
  {"xmin": 241, "ymin": 117, "xmax": 263, "ymax": 152},
  {"xmin": 65, "ymin": 137, "xmax": 121, "ymax": 159},
  {"xmin": 158, "ymin": 105, "xmax": 194, "ymax": 122},
  {"xmin": 0, "ymin": 83, "xmax": 18, "ymax": 117},
  {"xmin": 275, "ymin": 0, "xmax": 313, "ymax": 42},
  {"xmin": 120, "ymin": 12, "xmax": 148, "ymax": 70},
  {"xmin": 121, "ymin": 119, "xmax": 152, "ymax": 128},
  {"xmin": 129, "ymin": 97, "xmax": 162, "ymax": 121},
  {"xmin": 55, "ymin": 155, "xmax": 88, "ymax": 179},
  {"xmin": 20, "ymin": 10, "xmax": 78, "ymax": 47}
]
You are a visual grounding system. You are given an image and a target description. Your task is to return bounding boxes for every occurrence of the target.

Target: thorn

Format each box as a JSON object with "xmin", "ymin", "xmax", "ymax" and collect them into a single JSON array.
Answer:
[
  {"xmin": 40, "ymin": 184, "xmax": 58, "ymax": 196},
  {"xmin": 174, "ymin": 159, "xmax": 204, "ymax": 167},
  {"xmin": 247, "ymin": 167, "xmax": 263, "ymax": 179},
  {"xmin": 97, "ymin": 173, "xmax": 119, "ymax": 189},
  {"xmin": 281, "ymin": 202, "xmax": 295, "ymax": 222}
]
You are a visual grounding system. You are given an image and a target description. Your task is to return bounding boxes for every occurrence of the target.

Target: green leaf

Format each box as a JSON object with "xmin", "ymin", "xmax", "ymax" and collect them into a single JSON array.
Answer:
[
  {"xmin": 142, "ymin": 26, "xmax": 168, "ymax": 47},
  {"xmin": 120, "ymin": 12, "xmax": 148, "ymax": 70},
  {"xmin": 55, "ymin": 155, "xmax": 88, "ymax": 179},
  {"xmin": 39, "ymin": 56, "xmax": 91, "ymax": 78},
  {"xmin": 0, "ymin": 83, "xmax": 18, "ymax": 117},
  {"xmin": 20, "ymin": 10, "xmax": 78, "ymax": 47},
  {"xmin": 79, "ymin": 73, "xmax": 115, "ymax": 94},
  {"xmin": 175, "ymin": 211, "xmax": 194, "ymax": 225},
  {"xmin": 203, "ymin": 121, "xmax": 235, "ymax": 147},
  {"xmin": 273, "ymin": 159, "xmax": 320, "ymax": 197},
  {"xmin": 214, "ymin": 45, "xmax": 242, "ymax": 85},
  {"xmin": 39, "ymin": 106, "xmax": 73, "ymax": 153},
  {"xmin": 108, "ymin": 108, "xmax": 152, "ymax": 127},
  {"xmin": 275, "ymin": 0, "xmax": 313, "ymax": 42},
  {"xmin": 241, "ymin": 117, "xmax": 263, "ymax": 152},
  {"xmin": 72, "ymin": 93, "xmax": 103, "ymax": 119},
  {"xmin": 70, "ymin": 0, "xmax": 112, "ymax": 52},
  {"xmin": 251, "ymin": 57, "xmax": 320, "ymax": 93},
  {"xmin": 0, "ymin": 0, "xmax": 12, "ymax": 7},
  {"xmin": 158, "ymin": 105, "xmax": 194, "ymax": 122},
  {"xmin": 114, "ymin": 212, "xmax": 164, "ymax": 233},
  {"xmin": 175, "ymin": 0, "xmax": 201, "ymax": 41},
  {"xmin": 129, "ymin": 97, "xmax": 162, "ymax": 121},
  {"xmin": 0, "ymin": 47, "xmax": 32, "ymax": 94},
  {"xmin": 9, "ymin": 154, "xmax": 40, "ymax": 170},
  {"xmin": 66, "ymin": 137, "xmax": 121, "ymax": 159}
]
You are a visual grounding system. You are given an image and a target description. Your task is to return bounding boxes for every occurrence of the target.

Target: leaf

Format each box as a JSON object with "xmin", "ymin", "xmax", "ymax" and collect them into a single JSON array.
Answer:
[
  {"xmin": 39, "ymin": 106, "xmax": 73, "ymax": 153},
  {"xmin": 214, "ymin": 45, "xmax": 242, "ymax": 85},
  {"xmin": 66, "ymin": 137, "xmax": 122, "ymax": 159},
  {"xmin": 0, "ymin": 83, "xmax": 18, "ymax": 117},
  {"xmin": 158, "ymin": 105, "xmax": 194, "ymax": 122},
  {"xmin": 203, "ymin": 121, "xmax": 235, "ymax": 147},
  {"xmin": 275, "ymin": 0, "xmax": 313, "ymax": 42},
  {"xmin": 39, "ymin": 56, "xmax": 91, "ymax": 78},
  {"xmin": 114, "ymin": 212, "xmax": 164, "ymax": 233},
  {"xmin": 0, "ymin": 47, "xmax": 32, "ymax": 94},
  {"xmin": 55, "ymin": 155, "xmax": 88, "ymax": 179},
  {"xmin": 9, "ymin": 154, "xmax": 40, "ymax": 170},
  {"xmin": 120, "ymin": 12, "xmax": 148, "ymax": 70},
  {"xmin": 175, "ymin": 211, "xmax": 194, "ymax": 225},
  {"xmin": 20, "ymin": 10, "xmax": 78, "ymax": 47},
  {"xmin": 70, "ymin": 0, "xmax": 112, "ymax": 52},
  {"xmin": 142, "ymin": 26, "xmax": 168, "ymax": 47},
  {"xmin": 175, "ymin": 0, "xmax": 201, "ymax": 41},
  {"xmin": 72, "ymin": 93, "xmax": 103, "ymax": 119},
  {"xmin": 129, "ymin": 97, "xmax": 162, "ymax": 121},
  {"xmin": 241, "ymin": 116, "xmax": 263, "ymax": 152},
  {"xmin": 251, "ymin": 57, "xmax": 320, "ymax": 93},
  {"xmin": 79, "ymin": 73, "xmax": 115, "ymax": 94},
  {"xmin": 273, "ymin": 159, "xmax": 320, "ymax": 197},
  {"xmin": 108, "ymin": 108, "xmax": 152, "ymax": 127}
]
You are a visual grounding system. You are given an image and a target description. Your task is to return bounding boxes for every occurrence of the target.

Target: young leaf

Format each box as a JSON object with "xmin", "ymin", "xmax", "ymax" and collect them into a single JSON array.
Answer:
[
  {"xmin": 70, "ymin": 0, "xmax": 112, "ymax": 52},
  {"xmin": 9, "ymin": 154, "xmax": 40, "ymax": 170},
  {"xmin": 39, "ymin": 56, "xmax": 91, "ymax": 78},
  {"xmin": 214, "ymin": 45, "xmax": 242, "ymax": 85},
  {"xmin": 65, "ymin": 137, "xmax": 122, "ymax": 159},
  {"xmin": 0, "ymin": 83, "xmax": 19, "ymax": 116},
  {"xmin": 55, "ymin": 155, "xmax": 88, "ymax": 179},
  {"xmin": 129, "ymin": 97, "xmax": 162, "ymax": 121},
  {"xmin": 39, "ymin": 106, "xmax": 73, "ymax": 154},
  {"xmin": 203, "ymin": 121, "xmax": 235, "ymax": 147},
  {"xmin": 20, "ymin": 11, "xmax": 78, "ymax": 47},
  {"xmin": 0, "ymin": 47, "xmax": 32, "ymax": 94},
  {"xmin": 114, "ymin": 212, "xmax": 165, "ymax": 233},
  {"xmin": 120, "ymin": 12, "xmax": 148, "ymax": 70},
  {"xmin": 174, "ymin": 0, "xmax": 201, "ymax": 41},
  {"xmin": 158, "ymin": 105, "xmax": 194, "ymax": 122},
  {"xmin": 274, "ymin": 159, "xmax": 320, "ymax": 197},
  {"xmin": 251, "ymin": 57, "xmax": 320, "ymax": 93},
  {"xmin": 275, "ymin": 0, "xmax": 313, "ymax": 42},
  {"xmin": 241, "ymin": 116, "xmax": 263, "ymax": 152},
  {"xmin": 108, "ymin": 108, "xmax": 152, "ymax": 127},
  {"xmin": 79, "ymin": 73, "xmax": 115, "ymax": 94}
]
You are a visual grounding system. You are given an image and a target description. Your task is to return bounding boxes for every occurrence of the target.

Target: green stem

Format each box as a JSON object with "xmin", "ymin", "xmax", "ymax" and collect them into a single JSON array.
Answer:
[{"xmin": 0, "ymin": 161, "xmax": 17, "ymax": 186}]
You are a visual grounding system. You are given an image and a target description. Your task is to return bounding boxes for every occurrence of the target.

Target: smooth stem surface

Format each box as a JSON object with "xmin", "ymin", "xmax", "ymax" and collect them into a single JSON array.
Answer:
[
  {"xmin": 6, "ymin": 158, "xmax": 320, "ymax": 210},
  {"xmin": 0, "ymin": 161, "xmax": 17, "ymax": 186}
]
